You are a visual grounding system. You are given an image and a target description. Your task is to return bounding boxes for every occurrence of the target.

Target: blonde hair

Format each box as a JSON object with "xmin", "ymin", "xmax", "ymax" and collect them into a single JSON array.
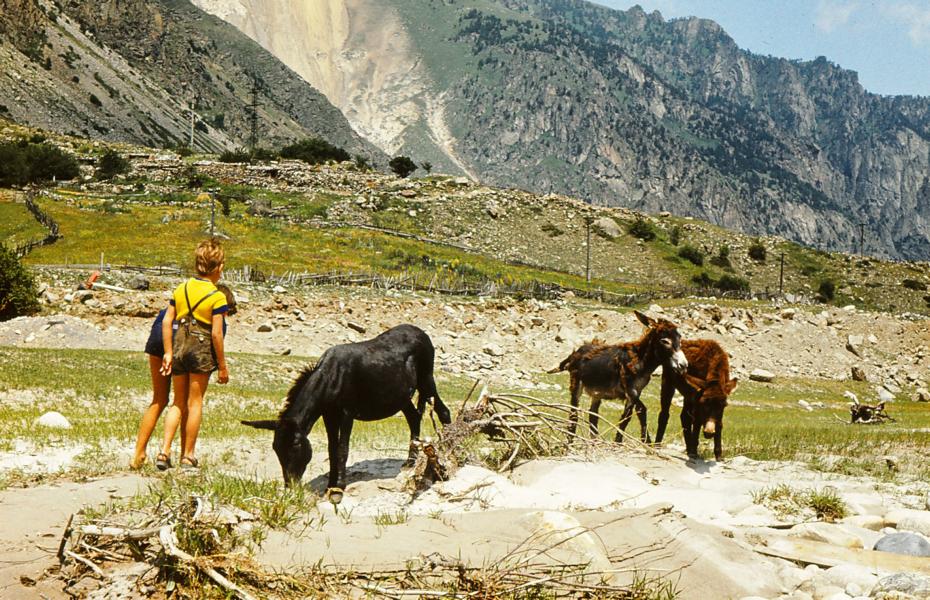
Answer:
[{"xmin": 195, "ymin": 238, "xmax": 225, "ymax": 276}]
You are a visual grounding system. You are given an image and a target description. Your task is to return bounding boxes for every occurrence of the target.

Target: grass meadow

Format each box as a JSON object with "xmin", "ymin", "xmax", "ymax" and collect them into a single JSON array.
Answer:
[{"xmin": 2, "ymin": 346, "xmax": 929, "ymax": 486}]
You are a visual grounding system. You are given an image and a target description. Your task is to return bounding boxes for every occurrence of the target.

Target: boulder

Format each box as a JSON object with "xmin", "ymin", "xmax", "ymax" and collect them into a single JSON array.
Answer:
[
  {"xmin": 35, "ymin": 411, "xmax": 71, "ymax": 429},
  {"xmin": 846, "ymin": 335, "xmax": 864, "ymax": 358},
  {"xmin": 74, "ymin": 289, "xmax": 93, "ymax": 303},
  {"xmin": 482, "ymin": 343, "xmax": 505, "ymax": 357},
  {"xmin": 821, "ymin": 564, "xmax": 878, "ymax": 593},
  {"xmin": 789, "ymin": 522, "xmax": 864, "ymax": 549},
  {"xmin": 257, "ymin": 323, "xmax": 275, "ymax": 333},
  {"xmin": 840, "ymin": 515, "xmax": 885, "ymax": 532},
  {"xmin": 883, "ymin": 509, "xmax": 930, "ymax": 538},
  {"xmin": 873, "ymin": 532, "xmax": 930, "ymax": 557},
  {"xmin": 749, "ymin": 369, "xmax": 775, "ymax": 382},
  {"xmin": 592, "ymin": 217, "xmax": 622, "ymax": 239},
  {"xmin": 870, "ymin": 573, "xmax": 930, "ymax": 598},
  {"xmin": 781, "ymin": 308, "xmax": 797, "ymax": 320},
  {"xmin": 851, "ymin": 367, "xmax": 867, "ymax": 382},
  {"xmin": 346, "ymin": 321, "xmax": 366, "ymax": 334},
  {"xmin": 877, "ymin": 387, "xmax": 894, "ymax": 403},
  {"xmin": 917, "ymin": 388, "xmax": 930, "ymax": 402},
  {"xmin": 127, "ymin": 275, "xmax": 150, "ymax": 290}
]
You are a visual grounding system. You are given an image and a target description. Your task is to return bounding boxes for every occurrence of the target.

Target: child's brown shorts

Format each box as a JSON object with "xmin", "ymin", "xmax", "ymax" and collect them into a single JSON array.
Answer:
[{"xmin": 171, "ymin": 318, "xmax": 217, "ymax": 375}]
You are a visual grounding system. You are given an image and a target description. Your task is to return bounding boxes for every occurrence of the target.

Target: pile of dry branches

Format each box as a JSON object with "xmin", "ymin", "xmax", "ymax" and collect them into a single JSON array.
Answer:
[{"xmin": 412, "ymin": 382, "xmax": 669, "ymax": 490}]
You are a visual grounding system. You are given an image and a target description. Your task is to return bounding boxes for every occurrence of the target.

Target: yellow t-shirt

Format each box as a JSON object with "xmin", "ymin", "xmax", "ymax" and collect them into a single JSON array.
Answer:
[{"xmin": 170, "ymin": 277, "xmax": 228, "ymax": 326}]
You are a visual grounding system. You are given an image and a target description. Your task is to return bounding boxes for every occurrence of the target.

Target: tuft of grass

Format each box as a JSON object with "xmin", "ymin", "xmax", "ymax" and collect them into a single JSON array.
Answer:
[
  {"xmin": 806, "ymin": 487, "xmax": 848, "ymax": 522},
  {"xmin": 373, "ymin": 509, "xmax": 409, "ymax": 526},
  {"xmin": 750, "ymin": 484, "xmax": 848, "ymax": 522}
]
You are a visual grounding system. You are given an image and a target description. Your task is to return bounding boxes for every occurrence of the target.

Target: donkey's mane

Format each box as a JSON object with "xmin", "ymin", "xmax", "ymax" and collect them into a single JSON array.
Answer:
[{"xmin": 278, "ymin": 362, "xmax": 318, "ymax": 418}]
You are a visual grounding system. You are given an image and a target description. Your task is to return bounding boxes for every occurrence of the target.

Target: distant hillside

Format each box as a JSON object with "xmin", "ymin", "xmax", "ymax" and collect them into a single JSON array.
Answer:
[
  {"xmin": 194, "ymin": 0, "xmax": 930, "ymax": 260},
  {"xmin": 0, "ymin": 0, "xmax": 382, "ymax": 159}
]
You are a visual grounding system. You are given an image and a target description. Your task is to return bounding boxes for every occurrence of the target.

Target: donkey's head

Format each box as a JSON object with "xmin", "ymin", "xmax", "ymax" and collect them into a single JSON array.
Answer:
[
  {"xmin": 635, "ymin": 310, "xmax": 687, "ymax": 374},
  {"xmin": 242, "ymin": 417, "xmax": 311, "ymax": 486},
  {"xmin": 685, "ymin": 374, "xmax": 738, "ymax": 438}
]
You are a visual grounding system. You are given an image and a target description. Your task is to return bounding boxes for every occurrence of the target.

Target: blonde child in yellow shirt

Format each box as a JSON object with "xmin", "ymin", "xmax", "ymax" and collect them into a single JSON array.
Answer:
[{"xmin": 157, "ymin": 239, "xmax": 230, "ymax": 469}]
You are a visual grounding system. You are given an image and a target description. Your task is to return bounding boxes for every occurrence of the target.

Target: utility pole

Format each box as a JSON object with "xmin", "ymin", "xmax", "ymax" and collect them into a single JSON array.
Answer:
[
  {"xmin": 189, "ymin": 100, "xmax": 195, "ymax": 149},
  {"xmin": 210, "ymin": 190, "xmax": 216, "ymax": 237},
  {"xmin": 779, "ymin": 252, "xmax": 785, "ymax": 296},
  {"xmin": 249, "ymin": 78, "xmax": 260, "ymax": 151},
  {"xmin": 585, "ymin": 216, "xmax": 592, "ymax": 284},
  {"xmin": 858, "ymin": 222, "xmax": 865, "ymax": 256}
]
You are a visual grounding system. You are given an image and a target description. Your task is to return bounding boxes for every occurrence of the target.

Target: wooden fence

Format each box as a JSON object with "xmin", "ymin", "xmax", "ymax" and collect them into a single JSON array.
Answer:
[{"xmin": 13, "ymin": 192, "xmax": 61, "ymax": 258}]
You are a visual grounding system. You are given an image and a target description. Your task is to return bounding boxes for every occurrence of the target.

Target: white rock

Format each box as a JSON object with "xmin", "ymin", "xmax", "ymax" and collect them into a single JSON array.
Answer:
[
  {"xmin": 822, "ymin": 564, "xmax": 877, "ymax": 593},
  {"xmin": 798, "ymin": 399, "xmax": 814, "ymax": 411},
  {"xmin": 840, "ymin": 515, "xmax": 885, "ymax": 531},
  {"xmin": 272, "ymin": 285, "xmax": 286, "ymax": 294},
  {"xmin": 482, "ymin": 343, "xmax": 504, "ymax": 357},
  {"xmin": 750, "ymin": 369, "xmax": 775, "ymax": 382},
  {"xmin": 885, "ymin": 509, "xmax": 930, "ymax": 537},
  {"xmin": 877, "ymin": 387, "xmax": 894, "ymax": 403},
  {"xmin": 35, "ymin": 411, "xmax": 71, "ymax": 429},
  {"xmin": 790, "ymin": 523, "xmax": 863, "ymax": 548},
  {"xmin": 648, "ymin": 303, "xmax": 664, "ymax": 314}
]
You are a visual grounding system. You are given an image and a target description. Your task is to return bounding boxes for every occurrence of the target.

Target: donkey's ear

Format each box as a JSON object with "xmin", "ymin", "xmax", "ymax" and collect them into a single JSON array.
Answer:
[
  {"xmin": 876, "ymin": 402, "xmax": 885, "ymax": 411},
  {"xmin": 725, "ymin": 378, "xmax": 739, "ymax": 394},
  {"xmin": 684, "ymin": 374, "xmax": 709, "ymax": 390},
  {"xmin": 241, "ymin": 419, "xmax": 279, "ymax": 430},
  {"xmin": 633, "ymin": 310, "xmax": 654, "ymax": 327}
]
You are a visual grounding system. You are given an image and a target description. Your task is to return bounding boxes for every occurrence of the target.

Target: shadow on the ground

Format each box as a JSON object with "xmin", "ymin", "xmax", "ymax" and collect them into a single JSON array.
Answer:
[{"xmin": 307, "ymin": 458, "xmax": 407, "ymax": 493}]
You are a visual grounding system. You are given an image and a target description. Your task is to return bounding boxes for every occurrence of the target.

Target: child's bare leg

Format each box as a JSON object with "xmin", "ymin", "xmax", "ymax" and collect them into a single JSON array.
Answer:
[
  {"xmin": 182, "ymin": 373, "xmax": 210, "ymax": 462},
  {"xmin": 131, "ymin": 355, "xmax": 171, "ymax": 468},
  {"xmin": 161, "ymin": 374, "xmax": 190, "ymax": 458}
]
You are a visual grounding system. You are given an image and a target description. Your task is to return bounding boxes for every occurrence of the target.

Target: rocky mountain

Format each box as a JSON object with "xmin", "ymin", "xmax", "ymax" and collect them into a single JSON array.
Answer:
[
  {"xmin": 0, "ymin": 0, "xmax": 381, "ymax": 158},
  {"xmin": 191, "ymin": 0, "xmax": 930, "ymax": 259}
]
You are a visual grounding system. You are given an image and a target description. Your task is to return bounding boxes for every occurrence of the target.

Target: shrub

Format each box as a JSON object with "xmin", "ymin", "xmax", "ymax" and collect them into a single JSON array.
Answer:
[
  {"xmin": 250, "ymin": 147, "xmax": 277, "ymax": 161},
  {"xmin": 353, "ymin": 154, "xmax": 370, "ymax": 170},
  {"xmin": 541, "ymin": 223, "xmax": 563, "ymax": 237},
  {"xmin": 818, "ymin": 279, "xmax": 836, "ymax": 302},
  {"xmin": 280, "ymin": 137, "xmax": 350, "ymax": 164},
  {"xmin": 0, "ymin": 245, "xmax": 40, "ymax": 321},
  {"xmin": 0, "ymin": 141, "xmax": 79, "ymax": 186},
  {"xmin": 748, "ymin": 240, "xmax": 767, "ymax": 262},
  {"xmin": 389, "ymin": 156, "xmax": 417, "ymax": 178},
  {"xmin": 89, "ymin": 93, "xmax": 102, "ymax": 107},
  {"xmin": 691, "ymin": 272, "xmax": 715, "ymax": 288},
  {"xmin": 678, "ymin": 244, "xmax": 704, "ymax": 266},
  {"xmin": 669, "ymin": 225, "xmax": 681, "ymax": 246},
  {"xmin": 219, "ymin": 148, "xmax": 252, "ymax": 163},
  {"xmin": 421, "ymin": 161, "xmax": 433, "ymax": 174},
  {"xmin": 96, "ymin": 149, "xmax": 130, "ymax": 180},
  {"xmin": 902, "ymin": 279, "xmax": 927, "ymax": 291},
  {"xmin": 710, "ymin": 245, "xmax": 732, "ymax": 269},
  {"xmin": 628, "ymin": 218, "xmax": 656, "ymax": 241},
  {"xmin": 717, "ymin": 274, "xmax": 750, "ymax": 292}
]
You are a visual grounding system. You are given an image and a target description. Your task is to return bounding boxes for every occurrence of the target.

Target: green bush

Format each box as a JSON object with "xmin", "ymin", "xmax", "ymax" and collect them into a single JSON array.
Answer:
[
  {"xmin": 818, "ymin": 279, "xmax": 836, "ymax": 302},
  {"xmin": 710, "ymin": 245, "xmax": 732, "ymax": 269},
  {"xmin": 219, "ymin": 148, "xmax": 252, "ymax": 163},
  {"xmin": 280, "ymin": 138, "xmax": 350, "ymax": 164},
  {"xmin": 421, "ymin": 161, "xmax": 433, "ymax": 174},
  {"xmin": 0, "ymin": 245, "xmax": 40, "ymax": 321},
  {"xmin": 717, "ymin": 274, "xmax": 750, "ymax": 292},
  {"xmin": 691, "ymin": 272, "xmax": 715, "ymax": 288},
  {"xmin": 748, "ymin": 240, "xmax": 767, "ymax": 262},
  {"xmin": 628, "ymin": 218, "xmax": 656, "ymax": 241},
  {"xmin": 389, "ymin": 156, "xmax": 417, "ymax": 178},
  {"xmin": 902, "ymin": 279, "xmax": 927, "ymax": 291},
  {"xmin": 678, "ymin": 244, "xmax": 704, "ymax": 266},
  {"xmin": 669, "ymin": 225, "xmax": 681, "ymax": 246},
  {"xmin": 0, "ymin": 141, "xmax": 79, "ymax": 186},
  {"xmin": 354, "ymin": 155, "xmax": 371, "ymax": 170},
  {"xmin": 96, "ymin": 149, "xmax": 130, "ymax": 180}
]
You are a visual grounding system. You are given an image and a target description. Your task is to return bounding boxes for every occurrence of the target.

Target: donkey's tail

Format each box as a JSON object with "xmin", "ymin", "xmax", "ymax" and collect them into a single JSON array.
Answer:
[{"xmin": 548, "ymin": 352, "xmax": 576, "ymax": 373}]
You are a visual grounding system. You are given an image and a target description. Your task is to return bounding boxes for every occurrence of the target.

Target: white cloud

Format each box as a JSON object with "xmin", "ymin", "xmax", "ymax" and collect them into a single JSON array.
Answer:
[
  {"xmin": 815, "ymin": 0, "xmax": 859, "ymax": 33},
  {"xmin": 883, "ymin": 3, "xmax": 930, "ymax": 45}
]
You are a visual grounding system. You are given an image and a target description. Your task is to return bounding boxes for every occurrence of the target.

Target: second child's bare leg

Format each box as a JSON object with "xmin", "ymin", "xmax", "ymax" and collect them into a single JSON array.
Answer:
[
  {"xmin": 182, "ymin": 373, "xmax": 210, "ymax": 462},
  {"xmin": 161, "ymin": 374, "xmax": 190, "ymax": 458},
  {"xmin": 131, "ymin": 355, "xmax": 171, "ymax": 468}
]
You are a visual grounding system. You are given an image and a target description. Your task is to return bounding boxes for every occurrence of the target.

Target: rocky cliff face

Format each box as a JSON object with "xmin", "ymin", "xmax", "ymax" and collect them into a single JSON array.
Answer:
[
  {"xmin": 195, "ymin": 0, "xmax": 930, "ymax": 259},
  {"xmin": 0, "ymin": 0, "xmax": 381, "ymax": 158}
]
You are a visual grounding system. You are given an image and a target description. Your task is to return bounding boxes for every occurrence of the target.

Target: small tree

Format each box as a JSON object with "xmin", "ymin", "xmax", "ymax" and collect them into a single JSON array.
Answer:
[
  {"xmin": 748, "ymin": 239, "xmax": 767, "ymax": 262},
  {"xmin": 389, "ymin": 156, "xmax": 417, "ymax": 178},
  {"xmin": 717, "ymin": 274, "xmax": 750, "ymax": 292},
  {"xmin": 678, "ymin": 244, "xmax": 704, "ymax": 266},
  {"xmin": 710, "ymin": 244, "xmax": 732, "ymax": 269},
  {"xmin": 0, "ymin": 245, "xmax": 40, "ymax": 321},
  {"xmin": 96, "ymin": 149, "xmax": 130, "ymax": 180},
  {"xmin": 421, "ymin": 161, "xmax": 433, "ymax": 174},
  {"xmin": 280, "ymin": 137, "xmax": 350, "ymax": 164},
  {"xmin": 669, "ymin": 225, "xmax": 681, "ymax": 246},
  {"xmin": 818, "ymin": 279, "xmax": 836, "ymax": 302},
  {"xmin": 628, "ymin": 218, "xmax": 656, "ymax": 241},
  {"xmin": 354, "ymin": 154, "xmax": 370, "ymax": 170}
]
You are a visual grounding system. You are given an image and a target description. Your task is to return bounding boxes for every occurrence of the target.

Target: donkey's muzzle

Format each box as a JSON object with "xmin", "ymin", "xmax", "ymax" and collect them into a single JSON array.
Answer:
[{"xmin": 703, "ymin": 420, "xmax": 716, "ymax": 438}]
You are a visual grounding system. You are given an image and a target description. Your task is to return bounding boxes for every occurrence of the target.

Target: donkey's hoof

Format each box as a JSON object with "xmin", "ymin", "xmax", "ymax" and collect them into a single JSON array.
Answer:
[{"xmin": 326, "ymin": 488, "xmax": 344, "ymax": 504}]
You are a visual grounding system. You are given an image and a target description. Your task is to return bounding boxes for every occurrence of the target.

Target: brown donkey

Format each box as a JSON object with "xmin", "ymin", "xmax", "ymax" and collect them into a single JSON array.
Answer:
[
  {"xmin": 551, "ymin": 311, "xmax": 688, "ymax": 442},
  {"xmin": 655, "ymin": 339, "xmax": 737, "ymax": 461}
]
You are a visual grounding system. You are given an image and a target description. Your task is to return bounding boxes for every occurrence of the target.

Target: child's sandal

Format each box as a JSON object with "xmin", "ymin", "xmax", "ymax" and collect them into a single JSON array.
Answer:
[
  {"xmin": 180, "ymin": 456, "xmax": 199, "ymax": 470},
  {"xmin": 155, "ymin": 453, "xmax": 172, "ymax": 471}
]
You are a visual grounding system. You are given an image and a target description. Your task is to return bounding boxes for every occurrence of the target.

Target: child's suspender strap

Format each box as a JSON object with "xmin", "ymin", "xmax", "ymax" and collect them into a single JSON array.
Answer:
[{"xmin": 182, "ymin": 282, "xmax": 218, "ymax": 326}]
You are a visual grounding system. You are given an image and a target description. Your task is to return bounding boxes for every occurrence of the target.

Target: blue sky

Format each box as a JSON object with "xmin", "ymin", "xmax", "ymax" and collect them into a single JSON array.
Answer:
[{"xmin": 596, "ymin": 1, "xmax": 930, "ymax": 98}]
